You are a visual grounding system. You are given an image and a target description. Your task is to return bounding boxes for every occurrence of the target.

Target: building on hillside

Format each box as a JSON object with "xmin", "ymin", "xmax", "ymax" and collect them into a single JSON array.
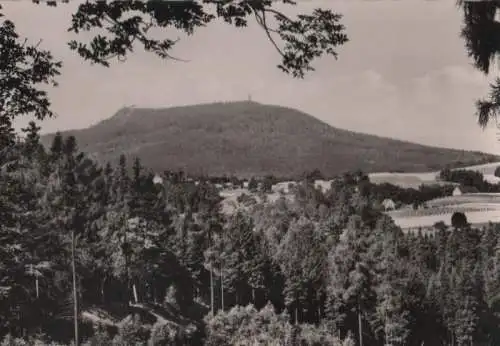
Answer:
[
  {"xmin": 452, "ymin": 185, "xmax": 479, "ymax": 196},
  {"xmin": 314, "ymin": 180, "xmax": 332, "ymax": 193},
  {"xmin": 382, "ymin": 198, "xmax": 396, "ymax": 211},
  {"xmin": 153, "ymin": 174, "xmax": 163, "ymax": 185},
  {"xmin": 273, "ymin": 181, "xmax": 296, "ymax": 194}
]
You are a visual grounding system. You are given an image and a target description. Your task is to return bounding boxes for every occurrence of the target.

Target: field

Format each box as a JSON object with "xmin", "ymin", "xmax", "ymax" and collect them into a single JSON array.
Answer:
[
  {"xmin": 387, "ymin": 192, "xmax": 500, "ymax": 230},
  {"xmin": 375, "ymin": 162, "xmax": 500, "ymax": 230},
  {"xmin": 368, "ymin": 162, "xmax": 500, "ymax": 188},
  {"xmin": 368, "ymin": 172, "xmax": 445, "ymax": 188},
  {"xmin": 217, "ymin": 163, "xmax": 500, "ymax": 228},
  {"xmin": 426, "ymin": 193, "xmax": 500, "ymax": 207},
  {"xmin": 389, "ymin": 210, "xmax": 500, "ymax": 230}
]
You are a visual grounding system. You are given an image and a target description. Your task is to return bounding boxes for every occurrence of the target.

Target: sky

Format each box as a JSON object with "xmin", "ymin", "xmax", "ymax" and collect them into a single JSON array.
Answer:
[{"xmin": 4, "ymin": 0, "xmax": 500, "ymax": 154}]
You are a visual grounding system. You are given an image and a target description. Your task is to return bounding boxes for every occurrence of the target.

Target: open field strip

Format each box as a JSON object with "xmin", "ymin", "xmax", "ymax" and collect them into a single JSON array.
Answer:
[
  {"xmin": 389, "ymin": 203, "xmax": 500, "ymax": 218},
  {"xmin": 426, "ymin": 193, "xmax": 500, "ymax": 207},
  {"xmin": 390, "ymin": 209, "xmax": 500, "ymax": 230},
  {"xmin": 368, "ymin": 162, "xmax": 500, "ymax": 188},
  {"xmin": 453, "ymin": 162, "xmax": 500, "ymax": 175},
  {"xmin": 387, "ymin": 191, "xmax": 500, "ymax": 230},
  {"xmin": 368, "ymin": 172, "xmax": 443, "ymax": 188}
]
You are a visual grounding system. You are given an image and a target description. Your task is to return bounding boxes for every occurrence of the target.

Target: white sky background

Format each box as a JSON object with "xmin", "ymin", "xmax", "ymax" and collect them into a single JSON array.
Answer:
[{"xmin": 4, "ymin": 0, "xmax": 500, "ymax": 154}]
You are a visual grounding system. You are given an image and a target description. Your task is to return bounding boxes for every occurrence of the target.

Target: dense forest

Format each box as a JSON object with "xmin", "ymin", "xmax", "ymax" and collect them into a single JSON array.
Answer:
[
  {"xmin": 41, "ymin": 102, "xmax": 500, "ymax": 179},
  {"xmin": 0, "ymin": 122, "xmax": 499, "ymax": 345},
  {"xmin": 2, "ymin": 0, "xmax": 500, "ymax": 345}
]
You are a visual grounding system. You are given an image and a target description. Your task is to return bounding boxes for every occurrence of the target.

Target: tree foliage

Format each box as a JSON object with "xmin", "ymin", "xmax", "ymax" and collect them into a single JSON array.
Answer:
[
  {"xmin": 459, "ymin": 1, "xmax": 500, "ymax": 128},
  {"xmin": 2, "ymin": 133, "xmax": 500, "ymax": 344},
  {"xmin": 63, "ymin": 0, "xmax": 348, "ymax": 79},
  {"xmin": 0, "ymin": 5, "xmax": 61, "ymax": 144}
]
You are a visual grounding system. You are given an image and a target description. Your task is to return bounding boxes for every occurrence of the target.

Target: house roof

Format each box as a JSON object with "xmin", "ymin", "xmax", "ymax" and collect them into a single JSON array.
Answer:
[
  {"xmin": 455, "ymin": 185, "xmax": 479, "ymax": 193},
  {"xmin": 382, "ymin": 198, "xmax": 395, "ymax": 205}
]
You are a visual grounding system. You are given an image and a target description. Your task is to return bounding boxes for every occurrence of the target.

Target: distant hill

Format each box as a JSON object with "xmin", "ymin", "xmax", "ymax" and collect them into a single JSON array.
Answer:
[{"xmin": 40, "ymin": 101, "xmax": 500, "ymax": 178}]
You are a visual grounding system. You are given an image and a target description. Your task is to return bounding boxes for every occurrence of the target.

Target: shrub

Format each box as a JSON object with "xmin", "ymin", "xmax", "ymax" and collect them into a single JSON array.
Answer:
[
  {"xmin": 297, "ymin": 323, "xmax": 343, "ymax": 345},
  {"xmin": 0, "ymin": 334, "xmax": 66, "ymax": 346},
  {"xmin": 149, "ymin": 323, "xmax": 178, "ymax": 345},
  {"xmin": 451, "ymin": 211, "xmax": 468, "ymax": 229},
  {"xmin": 495, "ymin": 166, "xmax": 500, "ymax": 178},
  {"xmin": 248, "ymin": 178, "xmax": 258, "ymax": 192},
  {"xmin": 164, "ymin": 284, "xmax": 180, "ymax": 311},
  {"xmin": 205, "ymin": 303, "xmax": 289, "ymax": 345},
  {"xmin": 81, "ymin": 324, "xmax": 113, "ymax": 346},
  {"xmin": 150, "ymin": 323, "xmax": 199, "ymax": 346},
  {"xmin": 112, "ymin": 315, "xmax": 151, "ymax": 346},
  {"xmin": 1, "ymin": 334, "xmax": 27, "ymax": 346},
  {"xmin": 204, "ymin": 303, "xmax": 351, "ymax": 346}
]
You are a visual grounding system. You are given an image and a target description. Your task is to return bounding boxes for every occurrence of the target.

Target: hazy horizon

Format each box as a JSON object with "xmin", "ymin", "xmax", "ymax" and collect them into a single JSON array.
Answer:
[{"xmin": 5, "ymin": 0, "xmax": 500, "ymax": 155}]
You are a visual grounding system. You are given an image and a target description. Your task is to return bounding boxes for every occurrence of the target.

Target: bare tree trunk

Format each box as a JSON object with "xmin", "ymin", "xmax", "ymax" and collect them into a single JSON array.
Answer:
[
  {"xmin": 295, "ymin": 304, "xmax": 298, "ymax": 325},
  {"xmin": 71, "ymin": 229, "xmax": 79, "ymax": 346},
  {"xmin": 358, "ymin": 305, "xmax": 363, "ymax": 346},
  {"xmin": 210, "ymin": 267, "xmax": 214, "ymax": 315},
  {"xmin": 220, "ymin": 263, "xmax": 224, "ymax": 312},
  {"xmin": 133, "ymin": 283, "xmax": 138, "ymax": 304},
  {"xmin": 101, "ymin": 277, "xmax": 106, "ymax": 304},
  {"xmin": 35, "ymin": 273, "xmax": 39, "ymax": 299}
]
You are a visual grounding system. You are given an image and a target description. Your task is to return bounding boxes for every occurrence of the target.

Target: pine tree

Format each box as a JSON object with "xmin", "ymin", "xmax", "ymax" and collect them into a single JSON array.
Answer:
[{"xmin": 326, "ymin": 215, "xmax": 377, "ymax": 345}]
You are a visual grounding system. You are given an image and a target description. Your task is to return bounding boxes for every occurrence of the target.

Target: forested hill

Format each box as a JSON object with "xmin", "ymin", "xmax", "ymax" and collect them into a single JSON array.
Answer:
[{"xmin": 41, "ymin": 101, "xmax": 500, "ymax": 178}]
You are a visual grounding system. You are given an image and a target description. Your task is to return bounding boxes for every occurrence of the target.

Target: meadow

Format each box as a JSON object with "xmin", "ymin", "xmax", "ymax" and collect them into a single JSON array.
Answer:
[
  {"xmin": 387, "ymin": 192, "xmax": 500, "ymax": 230},
  {"xmin": 368, "ymin": 162, "xmax": 500, "ymax": 188},
  {"xmin": 390, "ymin": 210, "xmax": 500, "ymax": 230}
]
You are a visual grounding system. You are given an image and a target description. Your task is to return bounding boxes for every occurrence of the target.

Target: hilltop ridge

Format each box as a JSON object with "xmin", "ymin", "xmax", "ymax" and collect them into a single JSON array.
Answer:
[{"xmin": 41, "ymin": 101, "xmax": 500, "ymax": 178}]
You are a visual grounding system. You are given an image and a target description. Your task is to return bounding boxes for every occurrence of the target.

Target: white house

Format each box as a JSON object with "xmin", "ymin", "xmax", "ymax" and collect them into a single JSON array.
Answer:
[
  {"xmin": 382, "ymin": 198, "xmax": 396, "ymax": 211},
  {"xmin": 452, "ymin": 186, "xmax": 462, "ymax": 196},
  {"xmin": 452, "ymin": 186, "xmax": 479, "ymax": 196},
  {"xmin": 152, "ymin": 174, "xmax": 163, "ymax": 185},
  {"xmin": 314, "ymin": 180, "xmax": 332, "ymax": 193},
  {"xmin": 272, "ymin": 181, "xmax": 296, "ymax": 194}
]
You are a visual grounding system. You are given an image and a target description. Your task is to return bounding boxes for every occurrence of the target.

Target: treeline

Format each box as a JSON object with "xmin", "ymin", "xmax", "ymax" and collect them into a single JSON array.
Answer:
[
  {"xmin": 369, "ymin": 182, "xmax": 456, "ymax": 208},
  {"xmin": 440, "ymin": 167, "xmax": 500, "ymax": 192},
  {"xmin": 2, "ymin": 124, "xmax": 500, "ymax": 345}
]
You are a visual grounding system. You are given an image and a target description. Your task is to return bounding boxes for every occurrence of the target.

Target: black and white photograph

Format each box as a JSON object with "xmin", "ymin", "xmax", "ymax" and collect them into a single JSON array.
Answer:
[{"xmin": 2, "ymin": 0, "xmax": 500, "ymax": 345}]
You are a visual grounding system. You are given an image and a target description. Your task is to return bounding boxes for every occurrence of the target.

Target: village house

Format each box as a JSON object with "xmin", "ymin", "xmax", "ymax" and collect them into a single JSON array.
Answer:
[
  {"xmin": 452, "ymin": 185, "xmax": 479, "ymax": 196},
  {"xmin": 152, "ymin": 174, "xmax": 163, "ymax": 185},
  {"xmin": 272, "ymin": 181, "xmax": 297, "ymax": 194},
  {"xmin": 314, "ymin": 180, "xmax": 333, "ymax": 193},
  {"xmin": 382, "ymin": 198, "xmax": 396, "ymax": 211}
]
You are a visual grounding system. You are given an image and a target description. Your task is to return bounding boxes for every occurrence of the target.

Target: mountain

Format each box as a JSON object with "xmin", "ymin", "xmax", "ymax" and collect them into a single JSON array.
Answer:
[{"xmin": 40, "ymin": 101, "xmax": 500, "ymax": 178}]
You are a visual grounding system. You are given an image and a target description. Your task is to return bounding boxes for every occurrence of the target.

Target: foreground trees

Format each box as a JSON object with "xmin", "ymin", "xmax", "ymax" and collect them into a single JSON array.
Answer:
[
  {"xmin": 2, "ymin": 131, "xmax": 500, "ymax": 344},
  {"xmin": 459, "ymin": 1, "xmax": 500, "ymax": 128}
]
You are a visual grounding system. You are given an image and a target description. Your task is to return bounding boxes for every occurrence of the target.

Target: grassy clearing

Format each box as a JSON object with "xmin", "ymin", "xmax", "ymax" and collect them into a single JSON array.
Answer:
[
  {"xmin": 426, "ymin": 193, "xmax": 500, "ymax": 207},
  {"xmin": 391, "ymin": 210, "xmax": 500, "ymax": 229},
  {"xmin": 387, "ymin": 190, "xmax": 500, "ymax": 229},
  {"xmin": 369, "ymin": 161, "xmax": 500, "ymax": 188}
]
